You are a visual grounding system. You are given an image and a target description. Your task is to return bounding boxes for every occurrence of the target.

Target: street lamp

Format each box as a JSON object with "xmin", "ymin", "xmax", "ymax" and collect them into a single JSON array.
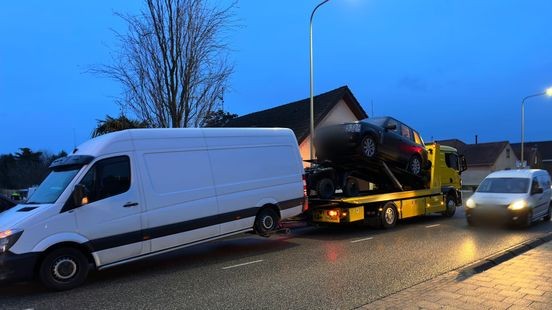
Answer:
[
  {"xmin": 520, "ymin": 87, "xmax": 552, "ymax": 166},
  {"xmin": 309, "ymin": 0, "xmax": 331, "ymax": 162}
]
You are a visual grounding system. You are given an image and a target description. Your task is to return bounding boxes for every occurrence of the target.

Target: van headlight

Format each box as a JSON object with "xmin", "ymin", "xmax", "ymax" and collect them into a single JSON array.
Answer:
[
  {"xmin": 466, "ymin": 198, "xmax": 476, "ymax": 208},
  {"xmin": 344, "ymin": 123, "xmax": 361, "ymax": 133},
  {"xmin": 508, "ymin": 200, "xmax": 527, "ymax": 211},
  {"xmin": 0, "ymin": 229, "xmax": 23, "ymax": 253}
]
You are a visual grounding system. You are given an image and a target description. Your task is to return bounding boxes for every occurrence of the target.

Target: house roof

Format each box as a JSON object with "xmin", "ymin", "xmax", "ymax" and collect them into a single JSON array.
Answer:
[
  {"xmin": 225, "ymin": 86, "xmax": 367, "ymax": 143},
  {"xmin": 511, "ymin": 141, "xmax": 552, "ymax": 160},
  {"xmin": 461, "ymin": 141, "xmax": 510, "ymax": 167}
]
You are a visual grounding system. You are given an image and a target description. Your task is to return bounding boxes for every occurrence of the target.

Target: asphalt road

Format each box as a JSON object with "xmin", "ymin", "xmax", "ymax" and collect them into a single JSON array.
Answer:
[{"xmin": 1, "ymin": 207, "xmax": 552, "ymax": 310}]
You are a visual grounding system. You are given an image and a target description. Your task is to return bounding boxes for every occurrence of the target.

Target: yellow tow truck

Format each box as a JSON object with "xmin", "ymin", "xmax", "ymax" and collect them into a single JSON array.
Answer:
[{"xmin": 309, "ymin": 143, "xmax": 466, "ymax": 228}]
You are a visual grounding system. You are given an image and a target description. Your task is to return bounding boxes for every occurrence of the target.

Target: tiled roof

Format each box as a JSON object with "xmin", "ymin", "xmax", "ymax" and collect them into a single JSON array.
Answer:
[
  {"xmin": 511, "ymin": 141, "xmax": 552, "ymax": 160},
  {"xmin": 462, "ymin": 141, "xmax": 509, "ymax": 166},
  {"xmin": 225, "ymin": 86, "xmax": 367, "ymax": 143}
]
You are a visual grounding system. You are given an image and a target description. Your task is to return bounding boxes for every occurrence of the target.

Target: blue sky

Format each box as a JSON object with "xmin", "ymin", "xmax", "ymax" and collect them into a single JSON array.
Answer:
[{"xmin": 1, "ymin": 0, "xmax": 552, "ymax": 154}]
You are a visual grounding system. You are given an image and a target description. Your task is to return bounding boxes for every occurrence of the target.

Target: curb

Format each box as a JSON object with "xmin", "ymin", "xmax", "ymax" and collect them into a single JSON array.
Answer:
[{"xmin": 458, "ymin": 231, "xmax": 552, "ymax": 278}]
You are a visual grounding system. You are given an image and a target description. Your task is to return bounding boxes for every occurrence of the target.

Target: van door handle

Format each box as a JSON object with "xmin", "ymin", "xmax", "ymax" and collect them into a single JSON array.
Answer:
[{"xmin": 123, "ymin": 202, "xmax": 139, "ymax": 208}]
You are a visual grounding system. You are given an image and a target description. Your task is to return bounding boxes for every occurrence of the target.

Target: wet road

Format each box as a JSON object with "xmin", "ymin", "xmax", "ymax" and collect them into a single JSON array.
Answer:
[{"xmin": 1, "ymin": 207, "xmax": 551, "ymax": 309}]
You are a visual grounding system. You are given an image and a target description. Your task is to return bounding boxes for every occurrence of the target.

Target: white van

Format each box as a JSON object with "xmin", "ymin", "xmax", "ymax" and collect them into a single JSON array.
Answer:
[
  {"xmin": 465, "ymin": 169, "xmax": 552, "ymax": 227},
  {"xmin": 0, "ymin": 128, "xmax": 306, "ymax": 290}
]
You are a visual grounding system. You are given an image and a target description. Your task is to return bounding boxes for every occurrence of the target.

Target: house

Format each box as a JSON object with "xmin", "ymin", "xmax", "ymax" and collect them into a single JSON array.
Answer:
[
  {"xmin": 226, "ymin": 86, "xmax": 368, "ymax": 165},
  {"xmin": 511, "ymin": 141, "xmax": 547, "ymax": 172},
  {"xmin": 437, "ymin": 140, "xmax": 519, "ymax": 189}
]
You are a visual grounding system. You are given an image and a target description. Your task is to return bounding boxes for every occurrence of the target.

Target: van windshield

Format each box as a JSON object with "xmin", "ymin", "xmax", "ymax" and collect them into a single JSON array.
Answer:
[
  {"xmin": 476, "ymin": 177, "xmax": 530, "ymax": 194},
  {"xmin": 26, "ymin": 167, "xmax": 81, "ymax": 204}
]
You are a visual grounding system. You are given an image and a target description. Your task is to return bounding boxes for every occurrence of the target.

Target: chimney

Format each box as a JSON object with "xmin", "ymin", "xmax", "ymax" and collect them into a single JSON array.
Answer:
[{"xmin": 475, "ymin": 135, "xmax": 478, "ymax": 144}]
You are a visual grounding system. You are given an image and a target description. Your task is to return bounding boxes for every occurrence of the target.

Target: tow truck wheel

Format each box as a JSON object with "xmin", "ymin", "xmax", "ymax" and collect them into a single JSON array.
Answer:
[
  {"xmin": 442, "ymin": 195, "xmax": 456, "ymax": 217},
  {"xmin": 317, "ymin": 178, "xmax": 335, "ymax": 200},
  {"xmin": 380, "ymin": 203, "xmax": 398, "ymax": 229},
  {"xmin": 254, "ymin": 208, "xmax": 279, "ymax": 236},
  {"xmin": 343, "ymin": 177, "xmax": 360, "ymax": 197},
  {"xmin": 39, "ymin": 247, "xmax": 90, "ymax": 291}
]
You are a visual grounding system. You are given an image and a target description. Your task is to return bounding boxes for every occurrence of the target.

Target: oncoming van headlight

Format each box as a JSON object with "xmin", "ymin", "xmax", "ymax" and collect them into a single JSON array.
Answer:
[
  {"xmin": 345, "ymin": 123, "xmax": 361, "ymax": 133},
  {"xmin": 0, "ymin": 229, "xmax": 23, "ymax": 253},
  {"xmin": 508, "ymin": 200, "xmax": 527, "ymax": 211},
  {"xmin": 465, "ymin": 198, "xmax": 476, "ymax": 208}
]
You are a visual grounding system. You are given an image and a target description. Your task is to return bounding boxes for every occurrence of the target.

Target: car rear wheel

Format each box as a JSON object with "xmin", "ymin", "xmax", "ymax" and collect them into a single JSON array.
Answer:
[
  {"xmin": 408, "ymin": 155, "xmax": 422, "ymax": 176},
  {"xmin": 343, "ymin": 177, "xmax": 360, "ymax": 197},
  {"xmin": 360, "ymin": 136, "xmax": 377, "ymax": 158},
  {"xmin": 39, "ymin": 247, "xmax": 90, "ymax": 291}
]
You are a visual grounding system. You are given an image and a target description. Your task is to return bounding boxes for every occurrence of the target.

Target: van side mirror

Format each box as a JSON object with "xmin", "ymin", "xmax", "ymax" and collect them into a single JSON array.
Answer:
[
  {"xmin": 384, "ymin": 124, "xmax": 397, "ymax": 131},
  {"xmin": 72, "ymin": 184, "xmax": 89, "ymax": 207},
  {"xmin": 532, "ymin": 187, "xmax": 544, "ymax": 195}
]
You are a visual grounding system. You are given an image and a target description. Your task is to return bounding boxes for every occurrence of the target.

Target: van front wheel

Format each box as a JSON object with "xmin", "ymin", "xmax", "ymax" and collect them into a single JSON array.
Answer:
[
  {"xmin": 255, "ymin": 208, "xmax": 279, "ymax": 236},
  {"xmin": 39, "ymin": 247, "xmax": 90, "ymax": 291}
]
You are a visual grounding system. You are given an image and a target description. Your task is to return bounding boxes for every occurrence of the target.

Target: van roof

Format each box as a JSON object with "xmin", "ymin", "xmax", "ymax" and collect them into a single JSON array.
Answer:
[
  {"xmin": 486, "ymin": 169, "xmax": 549, "ymax": 179},
  {"xmin": 73, "ymin": 128, "xmax": 295, "ymax": 157}
]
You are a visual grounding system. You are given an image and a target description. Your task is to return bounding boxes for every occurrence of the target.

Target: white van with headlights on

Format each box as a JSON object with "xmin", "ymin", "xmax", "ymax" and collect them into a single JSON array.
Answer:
[
  {"xmin": 465, "ymin": 169, "xmax": 552, "ymax": 227},
  {"xmin": 0, "ymin": 128, "xmax": 306, "ymax": 290}
]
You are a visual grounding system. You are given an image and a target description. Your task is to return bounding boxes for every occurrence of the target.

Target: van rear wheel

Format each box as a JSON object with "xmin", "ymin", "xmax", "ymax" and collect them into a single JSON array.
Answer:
[
  {"xmin": 255, "ymin": 208, "xmax": 279, "ymax": 236},
  {"xmin": 39, "ymin": 247, "xmax": 90, "ymax": 291}
]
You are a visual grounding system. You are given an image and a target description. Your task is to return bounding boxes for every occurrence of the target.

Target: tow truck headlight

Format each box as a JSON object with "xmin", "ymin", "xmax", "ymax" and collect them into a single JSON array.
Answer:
[
  {"xmin": 508, "ymin": 200, "xmax": 527, "ymax": 211},
  {"xmin": 344, "ymin": 123, "xmax": 361, "ymax": 133},
  {"xmin": 0, "ymin": 229, "xmax": 23, "ymax": 253},
  {"xmin": 466, "ymin": 198, "xmax": 476, "ymax": 208}
]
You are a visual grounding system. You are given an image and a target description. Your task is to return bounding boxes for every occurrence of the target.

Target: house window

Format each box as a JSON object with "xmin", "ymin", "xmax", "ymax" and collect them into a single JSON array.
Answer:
[{"xmin": 506, "ymin": 149, "xmax": 510, "ymax": 159}]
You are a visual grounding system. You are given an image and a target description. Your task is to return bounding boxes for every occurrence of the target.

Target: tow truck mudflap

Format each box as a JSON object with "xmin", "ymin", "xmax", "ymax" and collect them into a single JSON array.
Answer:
[{"xmin": 312, "ymin": 206, "xmax": 365, "ymax": 223}]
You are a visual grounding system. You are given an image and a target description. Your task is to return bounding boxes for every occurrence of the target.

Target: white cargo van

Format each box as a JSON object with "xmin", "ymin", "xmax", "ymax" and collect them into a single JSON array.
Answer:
[{"xmin": 0, "ymin": 128, "xmax": 306, "ymax": 290}]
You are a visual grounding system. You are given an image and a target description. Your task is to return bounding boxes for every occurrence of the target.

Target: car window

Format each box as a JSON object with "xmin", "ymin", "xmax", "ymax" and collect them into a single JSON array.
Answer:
[
  {"xmin": 386, "ymin": 118, "xmax": 400, "ymax": 134},
  {"xmin": 538, "ymin": 175, "xmax": 551, "ymax": 189},
  {"xmin": 531, "ymin": 177, "xmax": 541, "ymax": 193},
  {"xmin": 445, "ymin": 153, "xmax": 459, "ymax": 170},
  {"xmin": 477, "ymin": 177, "xmax": 530, "ymax": 193},
  {"xmin": 400, "ymin": 124, "xmax": 413, "ymax": 141},
  {"xmin": 78, "ymin": 156, "xmax": 131, "ymax": 204},
  {"xmin": 413, "ymin": 131, "xmax": 423, "ymax": 145}
]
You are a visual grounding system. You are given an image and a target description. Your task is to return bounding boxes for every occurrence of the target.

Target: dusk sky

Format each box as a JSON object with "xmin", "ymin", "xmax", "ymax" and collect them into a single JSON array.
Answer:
[{"xmin": 1, "ymin": 0, "xmax": 552, "ymax": 154}]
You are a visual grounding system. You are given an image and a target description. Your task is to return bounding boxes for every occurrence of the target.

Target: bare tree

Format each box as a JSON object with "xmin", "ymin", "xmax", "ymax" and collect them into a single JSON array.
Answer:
[{"xmin": 95, "ymin": 0, "xmax": 236, "ymax": 128}]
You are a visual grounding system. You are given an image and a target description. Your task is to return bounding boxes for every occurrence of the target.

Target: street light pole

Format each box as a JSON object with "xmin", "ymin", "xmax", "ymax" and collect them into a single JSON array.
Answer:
[
  {"xmin": 309, "ymin": 0, "xmax": 331, "ymax": 162},
  {"xmin": 520, "ymin": 87, "xmax": 552, "ymax": 166}
]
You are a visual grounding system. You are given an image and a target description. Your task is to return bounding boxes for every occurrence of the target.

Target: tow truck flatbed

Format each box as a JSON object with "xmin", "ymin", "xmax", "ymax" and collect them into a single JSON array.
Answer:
[{"xmin": 307, "ymin": 144, "xmax": 466, "ymax": 228}]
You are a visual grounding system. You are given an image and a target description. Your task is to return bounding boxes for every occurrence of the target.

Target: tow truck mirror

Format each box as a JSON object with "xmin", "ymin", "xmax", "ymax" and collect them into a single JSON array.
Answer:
[
  {"xmin": 460, "ymin": 155, "xmax": 467, "ymax": 172},
  {"xmin": 384, "ymin": 124, "xmax": 397, "ymax": 131}
]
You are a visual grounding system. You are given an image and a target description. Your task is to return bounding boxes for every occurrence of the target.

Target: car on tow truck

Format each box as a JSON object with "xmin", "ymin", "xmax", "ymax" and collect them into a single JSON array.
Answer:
[{"xmin": 314, "ymin": 116, "xmax": 430, "ymax": 176}]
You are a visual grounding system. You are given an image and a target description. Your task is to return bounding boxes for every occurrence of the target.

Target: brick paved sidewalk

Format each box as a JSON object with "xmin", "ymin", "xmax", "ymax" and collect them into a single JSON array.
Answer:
[{"xmin": 362, "ymin": 241, "xmax": 552, "ymax": 310}]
